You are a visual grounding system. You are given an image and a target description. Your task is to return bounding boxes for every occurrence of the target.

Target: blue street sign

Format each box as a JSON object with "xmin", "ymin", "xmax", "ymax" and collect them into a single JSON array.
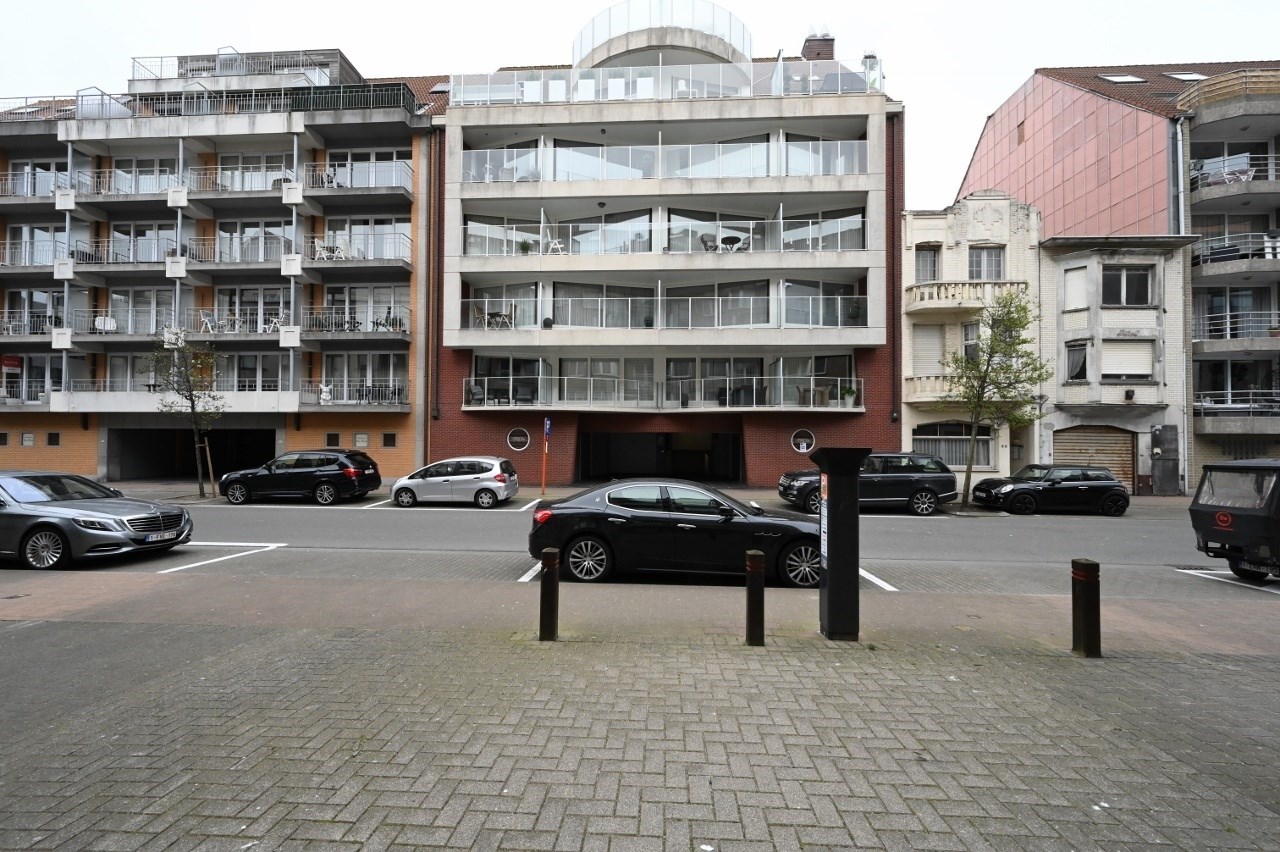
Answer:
[{"xmin": 544, "ymin": 417, "xmax": 551, "ymax": 439}]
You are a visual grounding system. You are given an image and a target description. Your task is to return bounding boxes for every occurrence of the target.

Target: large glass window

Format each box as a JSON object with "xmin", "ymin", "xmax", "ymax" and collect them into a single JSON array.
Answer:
[
  {"xmin": 783, "ymin": 279, "xmax": 866, "ymax": 327},
  {"xmin": 1065, "ymin": 342, "xmax": 1088, "ymax": 381},
  {"xmin": 216, "ymin": 152, "xmax": 293, "ymax": 191},
  {"xmin": 326, "ymin": 148, "xmax": 413, "ymax": 188},
  {"xmin": 915, "ymin": 246, "xmax": 939, "ymax": 283},
  {"xmin": 969, "ymin": 246, "xmax": 1004, "ymax": 280},
  {"xmin": 326, "ymin": 216, "xmax": 410, "ymax": 260},
  {"xmin": 912, "ymin": 422, "xmax": 993, "ymax": 468},
  {"xmin": 214, "ymin": 352, "xmax": 288, "ymax": 391}
]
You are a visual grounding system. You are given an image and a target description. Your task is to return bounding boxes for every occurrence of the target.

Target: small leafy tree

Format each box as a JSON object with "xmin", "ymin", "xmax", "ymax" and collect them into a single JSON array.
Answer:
[
  {"xmin": 148, "ymin": 339, "xmax": 224, "ymax": 497},
  {"xmin": 941, "ymin": 287, "xmax": 1054, "ymax": 507}
]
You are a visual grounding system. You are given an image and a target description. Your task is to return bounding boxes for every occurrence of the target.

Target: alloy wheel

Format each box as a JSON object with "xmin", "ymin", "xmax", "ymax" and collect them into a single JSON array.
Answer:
[
  {"xmin": 23, "ymin": 529, "xmax": 67, "ymax": 570},
  {"xmin": 566, "ymin": 537, "xmax": 610, "ymax": 581},
  {"xmin": 226, "ymin": 483, "xmax": 249, "ymax": 505},
  {"xmin": 909, "ymin": 490, "xmax": 938, "ymax": 516},
  {"xmin": 781, "ymin": 541, "xmax": 822, "ymax": 588},
  {"xmin": 314, "ymin": 483, "xmax": 338, "ymax": 505}
]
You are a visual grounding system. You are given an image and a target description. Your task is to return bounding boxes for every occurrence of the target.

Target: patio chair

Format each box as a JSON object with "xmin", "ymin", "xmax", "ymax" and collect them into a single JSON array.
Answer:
[
  {"xmin": 472, "ymin": 303, "xmax": 491, "ymax": 329},
  {"xmin": 699, "ymin": 233, "xmax": 719, "ymax": 252}
]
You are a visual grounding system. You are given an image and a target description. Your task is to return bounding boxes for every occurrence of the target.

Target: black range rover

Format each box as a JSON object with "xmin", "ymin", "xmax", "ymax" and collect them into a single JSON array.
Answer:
[{"xmin": 778, "ymin": 452, "xmax": 958, "ymax": 516}]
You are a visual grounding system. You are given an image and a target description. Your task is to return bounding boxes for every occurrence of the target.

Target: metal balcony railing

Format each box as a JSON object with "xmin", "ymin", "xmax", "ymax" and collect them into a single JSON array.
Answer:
[
  {"xmin": 131, "ymin": 51, "xmax": 331, "ymax": 83},
  {"xmin": 183, "ymin": 308, "xmax": 288, "ymax": 334},
  {"xmin": 300, "ymin": 305, "xmax": 408, "ymax": 333},
  {"xmin": 72, "ymin": 238, "xmax": 175, "ymax": 264},
  {"xmin": 304, "ymin": 234, "xmax": 412, "ymax": 261},
  {"xmin": 186, "ymin": 236, "xmax": 293, "ymax": 263},
  {"xmin": 1191, "ymin": 233, "xmax": 1280, "ymax": 265},
  {"xmin": 184, "ymin": 166, "xmax": 294, "ymax": 192},
  {"xmin": 462, "ymin": 375, "xmax": 863, "ymax": 410},
  {"xmin": 0, "ymin": 84, "xmax": 417, "ymax": 123},
  {"xmin": 0, "ymin": 380, "xmax": 54, "ymax": 403},
  {"xmin": 0, "ymin": 310, "xmax": 65, "ymax": 335},
  {"xmin": 302, "ymin": 161, "xmax": 413, "ymax": 190},
  {"xmin": 0, "ymin": 170, "xmax": 68, "ymax": 197},
  {"xmin": 1193, "ymin": 311, "xmax": 1280, "ymax": 341},
  {"xmin": 71, "ymin": 308, "xmax": 175, "ymax": 335},
  {"xmin": 0, "ymin": 241, "xmax": 65, "ymax": 266},
  {"xmin": 1195, "ymin": 389, "xmax": 1280, "ymax": 417},
  {"xmin": 72, "ymin": 169, "xmax": 176, "ymax": 195},
  {"xmin": 1190, "ymin": 154, "xmax": 1280, "ymax": 191},
  {"xmin": 301, "ymin": 380, "xmax": 407, "ymax": 405}
]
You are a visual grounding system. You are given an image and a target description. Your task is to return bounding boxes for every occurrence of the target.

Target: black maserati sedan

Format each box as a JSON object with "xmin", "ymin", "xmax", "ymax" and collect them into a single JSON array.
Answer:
[{"xmin": 528, "ymin": 479, "xmax": 822, "ymax": 587}]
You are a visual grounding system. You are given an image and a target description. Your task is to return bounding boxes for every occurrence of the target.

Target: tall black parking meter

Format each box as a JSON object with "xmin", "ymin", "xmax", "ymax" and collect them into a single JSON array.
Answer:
[{"xmin": 809, "ymin": 447, "xmax": 871, "ymax": 640}]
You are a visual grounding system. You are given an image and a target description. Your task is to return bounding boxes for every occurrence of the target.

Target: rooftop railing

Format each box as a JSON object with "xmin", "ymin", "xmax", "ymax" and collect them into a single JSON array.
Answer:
[
  {"xmin": 450, "ymin": 58, "xmax": 875, "ymax": 107},
  {"xmin": 573, "ymin": 0, "xmax": 752, "ymax": 68},
  {"xmin": 132, "ymin": 51, "xmax": 331, "ymax": 84},
  {"xmin": 0, "ymin": 84, "xmax": 417, "ymax": 123},
  {"xmin": 1176, "ymin": 70, "xmax": 1280, "ymax": 112}
]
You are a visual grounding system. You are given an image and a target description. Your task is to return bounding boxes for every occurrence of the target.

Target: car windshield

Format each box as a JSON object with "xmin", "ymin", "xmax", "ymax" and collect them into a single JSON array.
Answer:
[
  {"xmin": 1195, "ymin": 468, "xmax": 1278, "ymax": 510},
  {"xmin": 0, "ymin": 474, "xmax": 116, "ymax": 503},
  {"xmin": 1010, "ymin": 465, "xmax": 1052, "ymax": 481}
]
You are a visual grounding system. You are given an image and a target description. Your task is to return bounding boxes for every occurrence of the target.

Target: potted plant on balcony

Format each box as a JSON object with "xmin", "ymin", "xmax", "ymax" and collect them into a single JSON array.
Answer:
[
  {"xmin": 1269, "ymin": 325, "xmax": 1280, "ymax": 338},
  {"xmin": 840, "ymin": 386, "xmax": 858, "ymax": 407},
  {"xmin": 518, "ymin": 239, "xmax": 533, "ymax": 255}
]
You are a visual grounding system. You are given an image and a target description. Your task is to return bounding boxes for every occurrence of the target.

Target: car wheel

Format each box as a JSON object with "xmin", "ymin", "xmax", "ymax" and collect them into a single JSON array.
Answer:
[
  {"xmin": 394, "ymin": 488, "xmax": 418, "ymax": 507},
  {"xmin": 1100, "ymin": 493, "xmax": 1129, "ymax": 517},
  {"xmin": 1008, "ymin": 493, "xmax": 1037, "ymax": 515},
  {"xmin": 1228, "ymin": 559, "xmax": 1269, "ymax": 582},
  {"xmin": 565, "ymin": 535, "xmax": 612, "ymax": 582},
  {"xmin": 802, "ymin": 489, "xmax": 821, "ymax": 514},
  {"xmin": 21, "ymin": 527, "xmax": 71, "ymax": 570},
  {"xmin": 313, "ymin": 482, "xmax": 339, "ymax": 505},
  {"xmin": 779, "ymin": 539, "xmax": 821, "ymax": 588},
  {"xmin": 908, "ymin": 490, "xmax": 938, "ymax": 516},
  {"xmin": 474, "ymin": 489, "xmax": 498, "ymax": 509},
  {"xmin": 225, "ymin": 482, "xmax": 249, "ymax": 505}
]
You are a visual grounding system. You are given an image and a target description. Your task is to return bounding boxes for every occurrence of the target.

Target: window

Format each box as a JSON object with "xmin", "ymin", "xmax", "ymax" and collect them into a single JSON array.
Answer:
[
  {"xmin": 1164, "ymin": 71, "xmax": 1208, "ymax": 82},
  {"xmin": 1102, "ymin": 266, "xmax": 1151, "ymax": 306},
  {"xmin": 0, "ymin": 433, "xmax": 7, "ymax": 446},
  {"xmin": 914, "ymin": 246, "xmax": 939, "ymax": 283},
  {"xmin": 1064, "ymin": 267, "xmax": 1088, "ymax": 311},
  {"xmin": 1101, "ymin": 340, "xmax": 1154, "ymax": 381},
  {"xmin": 47, "ymin": 432, "xmax": 60, "ymax": 447},
  {"xmin": 382, "ymin": 433, "xmax": 397, "ymax": 448},
  {"xmin": 353, "ymin": 432, "xmax": 370, "ymax": 449},
  {"xmin": 22, "ymin": 433, "xmax": 35, "ymax": 447},
  {"xmin": 667, "ymin": 486, "xmax": 728, "ymax": 516},
  {"xmin": 607, "ymin": 485, "xmax": 664, "ymax": 511},
  {"xmin": 1098, "ymin": 74, "xmax": 1146, "ymax": 84},
  {"xmin": 325, "ymin": 432, "xmax": 340, "ymax": 448},
  {"xmin": 912, "ymin": 423, "xmax": 993, "ymax": 468},
  {"xmin": 912, "ymin": 324, "xmax": 944, "ymax": 375},
  {"xmin": 962, "ymin": 322, "xmax": 980, "ymax": 363},
  {"xmin": 968, "ymin": 246, "xmax": 1003, "ymax": 280},
  {"xmin": 1066, "ymin": 343, "xmax": 1088, "ymax": 381}
]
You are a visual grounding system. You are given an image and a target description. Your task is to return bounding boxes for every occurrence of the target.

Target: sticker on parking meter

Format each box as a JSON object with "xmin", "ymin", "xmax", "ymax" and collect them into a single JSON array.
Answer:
[{"xmin": 819, "ymin": 472, "xmax": 828, "ymax": 566}]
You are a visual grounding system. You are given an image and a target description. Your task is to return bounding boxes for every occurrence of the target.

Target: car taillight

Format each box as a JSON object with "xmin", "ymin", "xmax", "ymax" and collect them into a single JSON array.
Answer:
[
  {"xmin": 533, "ymin": 509, "xmax": 552, "ymax": 525},
  {"xmin": 343, "ymin": 467, "xmax": 360, "ymax": 479},
  {"xmin": 493, "ymin": 472, "xmax": 507, "ymax": 483}
]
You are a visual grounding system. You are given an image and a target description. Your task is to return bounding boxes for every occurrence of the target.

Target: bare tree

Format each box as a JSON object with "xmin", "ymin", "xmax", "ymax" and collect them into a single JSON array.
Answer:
[
  {"xmin": 941, "ymin": 287, "xmax": 1054, "ymax": 508},
  {"xmin": 147, "ymin": 339, "xmax": 224, "ymax": 497}
]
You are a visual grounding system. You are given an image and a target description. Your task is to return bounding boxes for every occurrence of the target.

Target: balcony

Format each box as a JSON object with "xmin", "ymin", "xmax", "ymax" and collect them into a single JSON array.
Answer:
[
  {"xmin": 904, "ymin": 375, "xmax": 954, "ymax": 404},
  {"xmin": 450, "ymin": 58, "xmax": 878, "ymax": 106},
  {"xmin": 904, "ymin": 280, "xmax": 1025, "ymax": 313},
  {"xmin": 1192, "ymin": 310, "xmax": 1280, "ymax": 354},
  {"xmin": 0, "ymin": 380, "xmax": 51, "ymax": 407},
  {"xmin": 299, "ymin": 306, "xmax": 409, "ymax": 335},
  {"xmin": 1, "ymin": 310, "xmax": 65, "ymax": 336},
  {"xmin": 462, "ymin": 217, "xmax": 864, "ymax": 257},
  {"xmin": 51, "ymin": 379, "xmax": 302, "ymax": 413},
  {"xmin": 1190, "ymin": 155, "xmax": 1280, "ymax": 209},
  {"xmin": 302, "ymin": 161, "xmax": 413, "ymax": 192},
  {"xmin": 71, "ymin": 169, "xmax": 176, "ymax": 196},
  {"xmin": 0, "ymin": 171, "xmax": 65, "ymax": 198},
  {"xmin": 72, "ymin": 238, "xmax": 174, "ymax": 265},
  {"xmin": 70, "ymin": 308, "xmax": 174, "ymax": 336},
  {"xmin": 184, "ymin": 166, "xmax": 293, "ymax": 193},
  {"xmin": 1194, "ymin": 389, "xmax": 1280, "ymax": 435},
  {"xmin": 1190, "ymin": 234, "xmax": 1280, "ymax": 283},
  {"xmin": 300, "ymin": 380, "xmax": 407, "ymax": 409},
  {"xmin": 0, "ymin": 241, "xmax": 62, "ymax": 269},
  {"xmin": 302, "ymin": 234, "xmax": 413, "ymax": 264},
  {"xmin": 462, "ymin": 375, "xmax": 863, "ymax": 411},
  {"xmin": 131, "ymin": 51, "xmax": 332, "ymax": 85},
  {"xmin": 187, "ymin": 236, "xmax": 292, "ymax": 264}
]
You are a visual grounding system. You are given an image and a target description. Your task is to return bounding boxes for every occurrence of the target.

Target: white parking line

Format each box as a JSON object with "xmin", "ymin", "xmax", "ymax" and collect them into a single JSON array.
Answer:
[
  {"xmin": 158, "ymin": 542, "xmax": 287, "ymax": 574},
  {"xmin": 520, "ymin": 499, "xmax": 541, "ymax": 511},
  {"xmin": 1180, "ymin": 569, "xmax": 1280, "ymax": 595},
  {"xmin": 362, "ymin": 499, "xmax": 392, "ymax": 508},
  {"xmin": 519, "ymin": 562, "xmax": 542, "ymax": 582},
  {"xmin": 859, "ymin": 567, "xmax": 898, "ymax": 592}
]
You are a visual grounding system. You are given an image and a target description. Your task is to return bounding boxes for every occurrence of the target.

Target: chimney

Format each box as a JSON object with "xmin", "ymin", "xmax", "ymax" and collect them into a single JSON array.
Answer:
[{"xmin": 801, "ymin": 31, "xmax": 834, "ymax": 61}]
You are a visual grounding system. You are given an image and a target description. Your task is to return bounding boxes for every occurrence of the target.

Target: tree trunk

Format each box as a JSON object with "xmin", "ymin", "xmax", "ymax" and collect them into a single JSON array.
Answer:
[
  {"xmin": 190, "ymin": 414, "xmax": 206, "ymax": 498},
  {"xmin": 961, "ymin": 413, "xmax": 981, "ymax": 509}
]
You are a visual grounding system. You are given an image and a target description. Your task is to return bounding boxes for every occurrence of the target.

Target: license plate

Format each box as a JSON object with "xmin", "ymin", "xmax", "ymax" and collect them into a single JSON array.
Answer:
[
  {"xmin": 145, "ymin": 530, "xmax": 179, "ymax": 542},
  {"xmin": 974, "ymin": 489, "xmax": 989, "ymax": 498}
]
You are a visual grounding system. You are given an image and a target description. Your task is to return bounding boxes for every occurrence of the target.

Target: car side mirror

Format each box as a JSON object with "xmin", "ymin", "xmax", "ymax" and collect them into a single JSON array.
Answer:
[
  {"xmin": 109, "ymin": 487, "xmax": 124, "ymax": 497},
  {"xmin": 717, "ymin": 504, "xmax": 736, "ymax": 522},
  {"xmin": 1046, "ymin": 478, "xmax": 1063, "ymax": 486}
]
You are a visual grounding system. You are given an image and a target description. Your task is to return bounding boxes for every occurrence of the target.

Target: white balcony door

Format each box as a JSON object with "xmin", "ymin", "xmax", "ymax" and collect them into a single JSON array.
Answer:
[
  {"xmin": 11, "ymin": 160, "xmax": 67, "ymax": 196},
  {"xmin": 113, "ymin": 157, "xmax": 175, "ymax": 194}
]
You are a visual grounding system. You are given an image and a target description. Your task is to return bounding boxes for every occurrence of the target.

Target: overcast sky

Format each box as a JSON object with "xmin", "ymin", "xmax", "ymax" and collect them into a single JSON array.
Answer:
[{"xmin": 4, "ymin": 0, "xmax": 1275, "ymax": 209}]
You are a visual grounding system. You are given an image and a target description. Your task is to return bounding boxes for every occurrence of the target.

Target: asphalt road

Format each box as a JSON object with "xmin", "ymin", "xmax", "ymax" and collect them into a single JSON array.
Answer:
[{"xmin": 14, "ymin": 495, "xmax": 1269, "ymax": 603}]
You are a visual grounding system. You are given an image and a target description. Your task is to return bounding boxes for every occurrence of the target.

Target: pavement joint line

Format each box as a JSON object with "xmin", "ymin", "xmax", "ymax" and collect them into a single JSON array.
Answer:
[
  {"xmin": 518, "ymin": 561, "xmax": 542, "ymax": 582},
  {"xmin": 158, "ymin": 543, "xmax": 287, "ymax": 574}
]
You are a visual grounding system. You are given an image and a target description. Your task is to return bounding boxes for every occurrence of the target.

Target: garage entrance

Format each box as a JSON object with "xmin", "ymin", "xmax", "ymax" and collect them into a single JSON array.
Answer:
[
  {"xmin": 1053, "ymin": 426, "xmax": 1135, "ymax": 491},
  {"xmin": 108, "ymin": 428, "xmax": 276, "ymax": 480},
  {"xmin": 578, "ymin": 432, "xmax": 743, "ymax": 482}
]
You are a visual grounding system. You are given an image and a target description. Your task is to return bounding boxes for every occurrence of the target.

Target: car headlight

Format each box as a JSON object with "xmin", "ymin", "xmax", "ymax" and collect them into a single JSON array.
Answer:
[
  {"xmin": 73, "ymin": 517, "xmax": 122, "ymax": 531},
  {"xmin": 996, "ymin": 484, "xmax": 1014, "ymax": 494}
]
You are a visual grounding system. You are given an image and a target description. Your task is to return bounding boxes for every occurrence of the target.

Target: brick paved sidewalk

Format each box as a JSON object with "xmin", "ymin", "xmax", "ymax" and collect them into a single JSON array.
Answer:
[{"xmin": 1, "ymin": 570, "xmax": 1277, "ymax": 851}]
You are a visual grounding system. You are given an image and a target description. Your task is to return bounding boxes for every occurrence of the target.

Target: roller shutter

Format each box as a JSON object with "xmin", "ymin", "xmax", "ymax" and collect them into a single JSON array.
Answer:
[
  {"xmin": 1053, "ymin": 426, "xmax": 1135, "ymax": 490},
  {"xmin": 912, "ymin": 324, "xmax": 944, "ymax": 375}
]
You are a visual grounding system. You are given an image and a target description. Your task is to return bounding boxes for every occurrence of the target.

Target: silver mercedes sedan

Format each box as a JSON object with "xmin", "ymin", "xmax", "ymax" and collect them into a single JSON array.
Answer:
[{"xmin": 0, "ymin": 471, "xmax": 193, "ymax": 570}]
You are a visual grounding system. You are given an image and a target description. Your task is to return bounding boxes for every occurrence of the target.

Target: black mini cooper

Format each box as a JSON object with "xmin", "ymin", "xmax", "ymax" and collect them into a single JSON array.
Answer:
[{"xmin": 972, "ymin": 464, "xmax": 1129, "ymax": 516}]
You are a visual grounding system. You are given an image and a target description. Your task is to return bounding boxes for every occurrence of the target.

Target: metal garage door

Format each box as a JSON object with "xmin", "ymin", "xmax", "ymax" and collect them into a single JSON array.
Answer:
[{"xmin": 1053, "ymin": 426, "xmax": 1135, "ymax": 490}]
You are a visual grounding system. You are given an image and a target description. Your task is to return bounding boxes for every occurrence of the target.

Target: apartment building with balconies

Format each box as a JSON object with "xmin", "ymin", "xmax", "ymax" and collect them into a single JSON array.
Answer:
[
  {"xmin": 437, "ymin": 0, "xmax": 904, "ymax": 485},
  {"xmin": 958, "ymin": 62, "xmax": 1280, "ymax": 492},
  {"xmin": 0, "ymin": 48, "xmax": 433, "ymax": 480}
]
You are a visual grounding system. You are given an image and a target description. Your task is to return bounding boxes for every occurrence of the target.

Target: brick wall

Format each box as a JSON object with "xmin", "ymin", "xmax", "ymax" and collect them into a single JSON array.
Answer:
[
  {"xmin": 289, "ymin": 413, "xmax": 418, "ymax": 480},
  {"xmin": 0, "ymin": 415, "xmax": 99, "ymax": 475}
]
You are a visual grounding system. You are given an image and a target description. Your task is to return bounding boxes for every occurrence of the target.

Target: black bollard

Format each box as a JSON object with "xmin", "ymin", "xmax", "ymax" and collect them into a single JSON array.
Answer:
[
  {"xmin": 745, "ymin": 549, "xmax": 764, "ymax": 647},
  {"xmin": 539, "ymin": 547, "xmax": 559, "ymax": 642},
  {"xmin": 1071, "ymin": 558, "xmax": 1101, "ymax": 658}
]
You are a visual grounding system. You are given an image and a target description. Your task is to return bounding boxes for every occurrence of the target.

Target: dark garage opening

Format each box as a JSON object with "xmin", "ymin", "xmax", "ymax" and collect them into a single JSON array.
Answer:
[
  {"xmin": 578, "ymin": 432, "xmax": 742, "ymax": 483},
  {"xmin": 109, "ymin": 428, "xmax": 276, "ymax": 480}
]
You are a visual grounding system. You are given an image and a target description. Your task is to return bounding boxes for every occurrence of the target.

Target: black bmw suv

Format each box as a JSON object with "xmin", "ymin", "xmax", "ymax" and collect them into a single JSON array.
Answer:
[
  {"xmin": 778, "ymin": 452, "xmax": 958, "ymax": 515},
  {"xmin": 219, "ymin": 450, "xmax": 381, "ymax": 506}
]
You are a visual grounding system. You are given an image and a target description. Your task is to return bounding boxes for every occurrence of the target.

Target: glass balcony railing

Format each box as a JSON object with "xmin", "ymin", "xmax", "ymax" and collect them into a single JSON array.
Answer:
[
  {"xmin": 462, "ymin": 375, "xmax": 863, "ymax": 410},
  {"xmin": 300, "ymin": 380, "xmax": 407, "ymax": 405},
  {"xmin": 460, "ymin": 294, "xmax": 867, "ymax": 330},
  {"xmin": 573, "ymin": 0, "xmax": 752, "ymax": 68},
  {"xmin": 302, "ymin": 161, "xmax": 413, "ymax": 190},
  {"xmin": 451, "ymin": 58, "xmax": 876, "ymax": 106},
  {"xmin": 461, "ymin": 217, "xmax": 863, "ymax": 256},
  {"xmin": 1195, "ymin": 389, "xmax": 1280, "ymax": 417}
]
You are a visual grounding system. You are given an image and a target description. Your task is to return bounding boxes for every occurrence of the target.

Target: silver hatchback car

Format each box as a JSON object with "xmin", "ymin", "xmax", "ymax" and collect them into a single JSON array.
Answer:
[
  {"xmin": 0, "ymin": 471, "xmax": 193, "ymax": 570},
  {"xmin": 391, "ymin": 456, "xmax": 519, "ymax": 508}
]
